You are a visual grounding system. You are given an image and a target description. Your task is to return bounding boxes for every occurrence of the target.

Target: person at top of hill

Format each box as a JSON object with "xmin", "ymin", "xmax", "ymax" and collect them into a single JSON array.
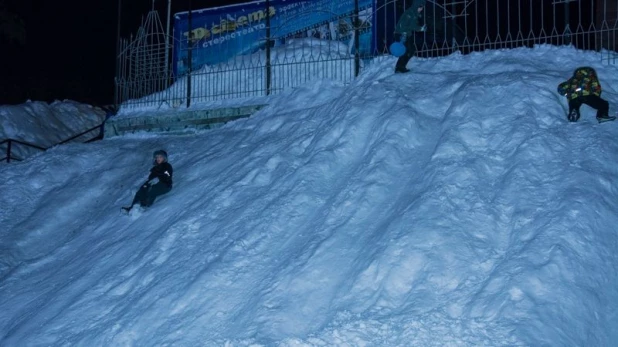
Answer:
[
  {"xmin": 557, "ymin": 66, "xmax": 613, "ymax": 123},
  {"xmin": 393, "ymin": 0, "xmax": 427, "ymax": 73},
  {"xmin": 122, "ymin": 150, "xmax": 173, "ymax": 212}
]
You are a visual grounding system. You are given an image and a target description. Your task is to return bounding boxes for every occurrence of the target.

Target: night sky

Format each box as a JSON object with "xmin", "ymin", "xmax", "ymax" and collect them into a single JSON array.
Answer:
[
  {"xmin": 0, "ymin": 0, "xmax": 587, "ymax": 107},
  {"xmin": 0, "ymin": 0, "xmax": 246, "ymax": 106}
]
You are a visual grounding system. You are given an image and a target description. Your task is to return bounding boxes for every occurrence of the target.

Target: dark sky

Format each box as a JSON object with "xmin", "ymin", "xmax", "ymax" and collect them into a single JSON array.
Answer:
[
  {"xmin": 0, "ymin": 0, "xmax": 246, "ymax": 106},
  {"xmin": 1, "ymin": 0, "xmax": 587, "ymax": 107}
]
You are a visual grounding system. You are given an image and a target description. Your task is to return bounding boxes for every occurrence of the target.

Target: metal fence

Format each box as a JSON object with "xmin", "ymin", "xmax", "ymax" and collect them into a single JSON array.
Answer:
[{"xmin": 115, "ymin": 0, "xmax": 618, "ymax": 111}]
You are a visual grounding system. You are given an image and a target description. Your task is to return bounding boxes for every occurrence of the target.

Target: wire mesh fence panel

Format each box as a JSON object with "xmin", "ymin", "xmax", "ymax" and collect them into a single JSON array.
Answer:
[{"xmin": 115, "ymin": 0, "xmax": 618, "ymax": 109}]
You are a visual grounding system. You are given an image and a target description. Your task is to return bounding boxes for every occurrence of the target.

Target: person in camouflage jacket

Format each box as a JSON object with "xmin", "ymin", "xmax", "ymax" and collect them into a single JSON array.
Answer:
[
  {"xmin": 557, "ymin": 67, "xmax": 611, "ymax": 122},
  {"xmin": 393, "ymin": 0, "xmax": 427, "ymax": 73}
]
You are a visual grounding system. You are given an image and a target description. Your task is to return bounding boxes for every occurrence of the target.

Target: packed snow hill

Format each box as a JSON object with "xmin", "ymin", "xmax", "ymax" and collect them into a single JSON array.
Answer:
[
  {"xmin": 1, "ymin": 45, "xmax": 618, "ymax": 346},
  {"xmin": 0, "ymin": 101, "xmax": 106, "ymax": 161}
]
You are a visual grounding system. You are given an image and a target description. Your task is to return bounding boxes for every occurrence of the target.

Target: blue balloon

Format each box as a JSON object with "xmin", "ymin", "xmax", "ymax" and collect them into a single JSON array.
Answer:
[{"xmin": 389, "ymin": 42, "xmax": 406, "ymax": 57}]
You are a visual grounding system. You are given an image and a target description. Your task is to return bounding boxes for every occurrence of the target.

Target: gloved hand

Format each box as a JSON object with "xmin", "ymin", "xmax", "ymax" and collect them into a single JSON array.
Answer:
[
  {"xmin": 394, "ymin": 32, "xmax": 407, "ymax": 43},
  {"xmin": 557, "ymin": 82, "xmax": 568, "ymax": 96}
]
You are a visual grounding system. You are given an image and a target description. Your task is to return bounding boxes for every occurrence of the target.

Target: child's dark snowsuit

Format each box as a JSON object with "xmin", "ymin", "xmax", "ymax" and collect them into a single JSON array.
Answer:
[
  {"xmin": 130, "ymin": 168, "xmax": 173, "ymax": 207},
  {"xmin": 557, "ymin": 67, "xmax": 610, "ymax": 122},
  {"xmin": 123, "ymin": 151, "xmax": 173, "ymax": 211}
]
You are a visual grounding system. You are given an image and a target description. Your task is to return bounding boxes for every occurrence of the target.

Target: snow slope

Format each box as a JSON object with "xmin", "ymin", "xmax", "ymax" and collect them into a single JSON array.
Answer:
[{"xmin": 1, "ymin": 45, "xmax": 618, "ymax": 346}]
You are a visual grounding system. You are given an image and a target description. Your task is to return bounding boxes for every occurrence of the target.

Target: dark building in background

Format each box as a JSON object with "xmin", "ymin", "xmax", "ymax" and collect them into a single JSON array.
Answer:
[{"xmin": 597, "ymin": 0, "xmax": 618, "ymax": 51}]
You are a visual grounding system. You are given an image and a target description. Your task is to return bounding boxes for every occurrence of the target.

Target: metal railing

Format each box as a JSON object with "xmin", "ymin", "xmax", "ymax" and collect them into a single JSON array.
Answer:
[
  {"xmin": 1, "ymin": 122, "xmax": 108, "ymax": 163},
  {"xmin": 115, "ymin": 0, "xmax": 618, "ymax": 110}
]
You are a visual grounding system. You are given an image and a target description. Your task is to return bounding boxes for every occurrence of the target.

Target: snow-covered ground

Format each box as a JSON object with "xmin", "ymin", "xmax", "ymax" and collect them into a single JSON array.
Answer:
[
  {"xmin": 0, "ymin": 100, "xmax": 106, "ymax": 161},
  {"xmin": 1, "ymin": 44, "xmax": 618, "ymax": 346}
]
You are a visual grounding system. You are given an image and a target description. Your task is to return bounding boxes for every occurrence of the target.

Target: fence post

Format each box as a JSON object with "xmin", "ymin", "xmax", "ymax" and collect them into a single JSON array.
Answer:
[
  {"xmin": 564, "ymin": 1, "xmax": 571, "ymax": 45},
  {"xmin": 265, "ymin": 0, "xmax": 272, "ymax": 95},
  {"xmin": 186, "ymin": 0, "xmax": 193, "ymax": 108},
  {"xmin": 7, "ymin": 139, "xmax": 11, "ymax": 163},
  {"xmin": 114, "ymin": 0, "xmax": 122, "ymax": 108},
  {"xmin": 165, "ymin": 0, "xmax": 172, "ymax": 85},
  {"xmin": 451, "ymin": 1, "xmax": 456, "ymax": 51},
  {"xmin": 354, "ymin": 0, "xmax": 360, "ymax": 77}
]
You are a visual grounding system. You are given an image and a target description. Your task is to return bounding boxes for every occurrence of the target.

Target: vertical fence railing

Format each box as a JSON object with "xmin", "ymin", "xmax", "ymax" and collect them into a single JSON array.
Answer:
[
  {"xmin": 354, "ymin": 0, "xmax": 361, "ymax": 77},
  {"xmin": 265, "ymin": 0, "xmax": 273, "ymax": 96},
  {"xmin": 186, "ymin": 0, "xmax": 193, "ymax": 108},
  {"xmin": 114, "ymin": 0, "xmax": 123, "ymax": 108},
  {"xmin": 115, "ymin": 0, "xmax": 618, "ymax": 110}
]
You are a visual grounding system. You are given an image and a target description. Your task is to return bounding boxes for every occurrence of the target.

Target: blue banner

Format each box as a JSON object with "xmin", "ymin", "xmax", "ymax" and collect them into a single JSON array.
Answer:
[{"xmin": 173, "ymin": 0, "xmax": 376, "ymax": 76}]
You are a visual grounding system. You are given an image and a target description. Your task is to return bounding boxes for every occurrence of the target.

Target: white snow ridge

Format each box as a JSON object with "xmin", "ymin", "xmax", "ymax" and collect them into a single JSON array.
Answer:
[{"xmin": 1, "ymin": 45, "xmax": 618, "ymax": 346}]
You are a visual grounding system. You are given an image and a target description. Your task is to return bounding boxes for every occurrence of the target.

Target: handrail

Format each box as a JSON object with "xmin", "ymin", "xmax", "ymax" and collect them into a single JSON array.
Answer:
[
  {"xmin": 0, "ymin": 154, "xmax": 22, "ymax": 162},
  {"xmin": 1, "ymin": 118, "xmax": 110, "ymax": 163},
  {"xmin": 57, "ymin": 123, "xmax": 106, "ymax": 145},
  {"xmin": 0, "ymin": 138, "xmax": 47, "ymax": 151}
]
